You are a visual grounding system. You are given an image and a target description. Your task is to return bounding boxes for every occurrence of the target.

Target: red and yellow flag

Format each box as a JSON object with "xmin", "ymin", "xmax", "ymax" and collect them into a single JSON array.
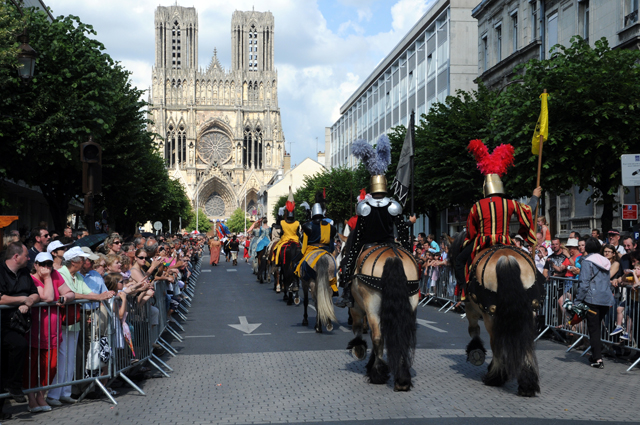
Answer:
[{"xmin": 531, "ymin": 92, "xmax": 549, "ymax": 155}]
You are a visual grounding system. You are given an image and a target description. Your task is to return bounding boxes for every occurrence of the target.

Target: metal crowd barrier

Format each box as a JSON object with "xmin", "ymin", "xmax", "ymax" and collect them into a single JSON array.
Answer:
[
  {"xmin": 535, "ymin": 276, "xmax": 640, "ymax": 372},
  {"xmin": 0, "ymin": 256, "xmax": 202, "ymax": 407},
  {"xmin": 418, "ymin": 264, "xmax": 459, "ymax": 313}
]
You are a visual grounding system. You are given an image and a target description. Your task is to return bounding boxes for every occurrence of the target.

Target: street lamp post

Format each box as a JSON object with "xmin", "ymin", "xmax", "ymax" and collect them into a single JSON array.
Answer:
[{"xmin": 8, "ymin": 0, "xmax": 37, "ymax": 82}]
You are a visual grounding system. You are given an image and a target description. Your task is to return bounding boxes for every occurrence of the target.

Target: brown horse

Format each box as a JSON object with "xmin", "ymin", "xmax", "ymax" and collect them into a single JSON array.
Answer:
[
  {"xmin": 451, "ymin": 232, "xmax": 542, "ymax": 397},
  {"xmin": 347, "ymin": 244, "xmax": 420, "ymax": 392}
]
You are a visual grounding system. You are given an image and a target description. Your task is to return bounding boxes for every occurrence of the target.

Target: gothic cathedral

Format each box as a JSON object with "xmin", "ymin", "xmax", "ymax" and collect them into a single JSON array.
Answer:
[{"xmin": 149, "ymin": 6, "xmax": 285, "ymax": 220}]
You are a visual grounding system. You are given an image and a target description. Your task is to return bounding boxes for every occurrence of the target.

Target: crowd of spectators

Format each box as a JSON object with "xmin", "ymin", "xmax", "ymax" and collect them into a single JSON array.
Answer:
[{"xmin": 0, "ymin": 226, "xmax": 204, "ymax": 419}]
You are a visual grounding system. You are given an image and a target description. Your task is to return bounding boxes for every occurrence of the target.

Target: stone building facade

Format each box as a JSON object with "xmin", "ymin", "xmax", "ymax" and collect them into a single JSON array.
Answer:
[{"xmin": 148, "ymin": 6, "xmax": 285, "ymax": 220}]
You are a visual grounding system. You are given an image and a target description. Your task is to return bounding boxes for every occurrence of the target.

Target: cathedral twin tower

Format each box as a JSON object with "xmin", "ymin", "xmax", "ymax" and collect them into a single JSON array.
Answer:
[{"xmin": 149, "ymin": 6, "xmax": 285, "ymax": 220}]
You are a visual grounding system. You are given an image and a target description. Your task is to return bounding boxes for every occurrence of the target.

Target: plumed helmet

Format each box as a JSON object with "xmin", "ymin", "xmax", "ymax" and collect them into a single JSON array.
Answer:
[
  {"xmin": 278, "ymin": 207, "xmax": 285, "ymax": 219},
  {"xmin": 311, "ymin": 203, "xmax": 324, "ymax": 219}
]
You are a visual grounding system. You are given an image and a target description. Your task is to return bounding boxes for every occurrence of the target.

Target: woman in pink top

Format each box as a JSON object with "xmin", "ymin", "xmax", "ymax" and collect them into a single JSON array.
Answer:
[{"xmin": 25, "ymin": 252, "xmax": 75, "ymax": 412}]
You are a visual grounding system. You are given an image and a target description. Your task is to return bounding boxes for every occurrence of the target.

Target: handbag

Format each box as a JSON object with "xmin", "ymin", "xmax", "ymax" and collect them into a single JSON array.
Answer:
[
  {"xmin": 59, "ymin": 304, "xmax": 82, "ymax": 326},
  {"xmin": 86, "ymin": 339, "xmax": 102, "ymax": 371},
  {"xmin": 9, "ymin": 310, "xmax": 31, "ymax": 334}
]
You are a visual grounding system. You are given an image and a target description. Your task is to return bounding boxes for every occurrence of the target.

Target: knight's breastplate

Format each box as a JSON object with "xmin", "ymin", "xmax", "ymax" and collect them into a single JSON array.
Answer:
[{"xmin": 356, "ymin": 198, "xmax": 401, "ymax": 245}]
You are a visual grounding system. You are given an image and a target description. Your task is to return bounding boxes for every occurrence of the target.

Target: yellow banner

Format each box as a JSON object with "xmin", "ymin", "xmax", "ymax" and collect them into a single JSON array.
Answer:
[{"xmin": 531, "ymin": 93, "xmax": 549, "ymax": 155}]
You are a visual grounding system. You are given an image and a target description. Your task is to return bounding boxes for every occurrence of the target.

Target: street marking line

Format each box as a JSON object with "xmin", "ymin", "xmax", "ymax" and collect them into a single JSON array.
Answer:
[
  {"xmin": 227, "ymin": 269, "xmax": 237, "ymax": 272},
  {"xmin": 243, "ymin": 333, "xmax": 271, "ymax": 336},
  {"xmin": 202, "ymin": 270, "xmax": 211, "ymax": 272},
  {"xmin": 416, "ymin": 318, "xmax": 447, "ymax": 333},
  {"xmin": 339, "ymin": 326, "xmax": 351, "ymax": 333},
  {"xmin": 184, "ymin": 335, "xmax": 215, "ymax": 338},
  {"xmin": 297, "ymin": 331, "xmax": 316, "ymax": 334}
]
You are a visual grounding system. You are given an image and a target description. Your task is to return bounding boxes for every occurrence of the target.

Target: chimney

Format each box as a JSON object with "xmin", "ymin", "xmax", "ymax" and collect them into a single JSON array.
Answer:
[
  {"xmin": 317, "ymin": 151, "xmax": 325, "ymax": 167},
  {"xmin": 284, "ymin": 153, "xmax": 291, "ymax": 173}
]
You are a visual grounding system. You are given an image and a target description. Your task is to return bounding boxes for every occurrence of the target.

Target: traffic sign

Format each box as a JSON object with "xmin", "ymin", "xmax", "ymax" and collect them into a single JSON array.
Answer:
[
  {"xmin": 621, "ymin": 154, "xmax": 640, "ymax": 186},
  {"xmin": 622, "ymin": 204, "xmax": 638, "ymax": 221},
  {"xmin": 153, "ymin": 221, "xmax": 162, "ymax": 230}
]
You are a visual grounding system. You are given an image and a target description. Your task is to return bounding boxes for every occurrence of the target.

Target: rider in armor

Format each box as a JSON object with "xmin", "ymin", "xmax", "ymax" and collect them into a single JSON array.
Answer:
[
  {"xmin": 335, "ymin": 175, "xmax": 416, "ymax": 308},
  {"xmin": 453, "ymin": 140, "xmax": 541, "ymax": 287},
  {"xmin": 273, "ymin": 189, "xmax": 301, "ymax": 264},
  {"xmin": 295, "ymin": 194, "xmax": 337, "ymax": 288},
  {"xmin": 335, "ymin": 137, "xmax": 416, "ymax": 309}
]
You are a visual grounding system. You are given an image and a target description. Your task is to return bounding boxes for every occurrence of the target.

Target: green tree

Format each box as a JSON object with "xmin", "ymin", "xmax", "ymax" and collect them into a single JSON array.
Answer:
[
  {"xmin": 0, "ymin": 0, "xmax": 27, "ymax": 82},
  {"xmin": 227, "ymin": 208, "xmax": 251, "ymax": 233},
  {"xmin": 492, "ymin": 36, "xmax": 640, "ymax": 233},
  {"xmin": 186, "ymin": 208, "xmax": 211, "ymax": 234}
]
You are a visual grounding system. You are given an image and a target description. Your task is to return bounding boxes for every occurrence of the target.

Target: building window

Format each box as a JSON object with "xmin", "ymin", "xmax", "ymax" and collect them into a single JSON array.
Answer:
[
  {"xmin": 511, "ymin": 11, "xmax": 518, "ymax": 52},
  {"xmin": 482, "ymin": 34, "xmax": 488, "ymax": 72},
  {"xmin": 531, "ymin": 2, "xmax": 537, "ymax": 40},
  {"xmin": 495, "ymin": 23, "xmax": 502, "ymax": 62},
  {"xmin": 624, "ymin": 0, "xmax": 639, "ymax": 27},
  {"xmin": 547, "ymin": 13, "xmax": 558, "ymax": 53},
  {"xmin": 580, "ymin": 1, "xmax": 590, "ymax": 42}
]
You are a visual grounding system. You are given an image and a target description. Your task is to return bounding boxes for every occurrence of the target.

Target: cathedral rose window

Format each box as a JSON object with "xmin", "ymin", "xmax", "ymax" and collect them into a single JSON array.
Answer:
[
  {"xmin": 199, "ymin": 131, "xmax": 233, "ymax": 164},
  {"xmin": 204, "ymin": 192, "xmax": 226, "ymax": 217}
]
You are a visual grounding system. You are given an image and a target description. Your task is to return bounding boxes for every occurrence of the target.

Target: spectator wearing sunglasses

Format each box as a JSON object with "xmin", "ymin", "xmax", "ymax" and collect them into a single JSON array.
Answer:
[
  {"xmin": 47, "ymin": 240, "xmax": 68, "ymax": 271},
  {"xmin": 27, "ymin": 227, "xmax": 51, "ymax": 271},
  {"xmin": 28, "ymin": 252, "xmax": 75, "ymax": 412},
  {"xmin": 105, "ymin": 233, "xmax": 123, "ymax": 256}
]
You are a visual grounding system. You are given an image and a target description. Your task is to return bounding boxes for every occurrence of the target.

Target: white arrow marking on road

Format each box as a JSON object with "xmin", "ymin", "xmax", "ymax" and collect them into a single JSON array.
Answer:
[
  {"xmin": 416, "ymin": 318, "xmax": 447, "ymax": 333},
  {"xmin": 228, "ymin": 316, "xmax": 262, "ymax": 334}
]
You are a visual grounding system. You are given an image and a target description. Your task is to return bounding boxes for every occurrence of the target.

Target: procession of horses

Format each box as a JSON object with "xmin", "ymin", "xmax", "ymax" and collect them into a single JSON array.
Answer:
[{"xmin": 207, "ymin": 138, "xmax": 544, "ymax": 396}]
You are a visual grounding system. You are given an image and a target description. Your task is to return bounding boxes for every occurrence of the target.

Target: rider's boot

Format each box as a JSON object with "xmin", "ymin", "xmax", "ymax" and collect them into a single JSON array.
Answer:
[{"xmin": 334, "ymin": 282, "xmax": 353, "ymax": 308}]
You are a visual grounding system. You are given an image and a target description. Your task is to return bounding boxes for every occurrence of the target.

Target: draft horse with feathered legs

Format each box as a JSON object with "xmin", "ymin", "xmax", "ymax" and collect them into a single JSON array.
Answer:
[
  {"xmin": 347, "ymin": 244, "xmax": 420, "ymax": 392},
  {"xmin": 450, "ymin": 232, "xmax": 543, "ymax": 397}
]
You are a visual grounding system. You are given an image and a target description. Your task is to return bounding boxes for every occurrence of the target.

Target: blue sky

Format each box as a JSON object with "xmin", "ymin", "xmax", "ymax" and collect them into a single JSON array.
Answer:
[{"xmin": 46, "ymin": 0, "xmax": 436, "ymax": 166}]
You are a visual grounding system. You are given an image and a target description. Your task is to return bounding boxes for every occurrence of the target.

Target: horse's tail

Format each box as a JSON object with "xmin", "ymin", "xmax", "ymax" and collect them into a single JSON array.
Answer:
[
  {"xmin": 493, "ymin": 255, "xmax": 539, "ymax": 384},
  {"xmin": 315, "ymin": 255, "xmax": 337, "ymax": 326},
  {"xmin": 380, "ymin": 257, "xmax": 416, "ymax": 389}
]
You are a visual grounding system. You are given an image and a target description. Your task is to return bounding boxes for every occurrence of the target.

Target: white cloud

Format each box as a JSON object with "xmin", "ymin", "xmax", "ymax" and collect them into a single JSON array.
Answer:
[{"xmin": 46, "ymin": 0, "xmax": 432, "ymax": 164}]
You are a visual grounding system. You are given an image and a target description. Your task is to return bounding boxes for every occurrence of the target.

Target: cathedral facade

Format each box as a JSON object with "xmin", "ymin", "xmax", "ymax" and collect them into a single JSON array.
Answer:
[{"xmin": 148, "ymin": 6, "xmax": 285, "ymax": 221}]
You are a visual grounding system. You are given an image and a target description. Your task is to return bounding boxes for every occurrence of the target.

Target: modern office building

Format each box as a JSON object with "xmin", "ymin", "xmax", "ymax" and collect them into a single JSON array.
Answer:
[
  {"xmin": 329, "ymin": 0, "xmax": 478, "ymax": 170},
  {"xmin": 473, "ymin": 0, "xmax": 640, "ymax": 236}
]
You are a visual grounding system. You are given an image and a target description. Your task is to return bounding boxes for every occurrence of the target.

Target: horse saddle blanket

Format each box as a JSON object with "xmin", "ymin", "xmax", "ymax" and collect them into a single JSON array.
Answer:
[
  {"xmin": 354, "ymin": 243, "xmax": 420, "ymax": 295},
  {"xmin": 295, "ymin": 247, "xmax": 338, "ymax": 291},
  {"xmin": 467, "ymin": 244, "xmax": 545, "ymax": 314}
]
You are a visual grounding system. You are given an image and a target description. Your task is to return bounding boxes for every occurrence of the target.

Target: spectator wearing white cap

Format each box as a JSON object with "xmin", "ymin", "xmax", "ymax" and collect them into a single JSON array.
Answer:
[
  {"xmin": 27, "ymin": 252, "xmax": 75, "ymax": 412},
  {"xmin": 47, "ymin": 247, "xmax": 115, "ymax": 405},
  {"xmin": 47, "ymin": 240, "xmax": 69, "ymax": 271}
]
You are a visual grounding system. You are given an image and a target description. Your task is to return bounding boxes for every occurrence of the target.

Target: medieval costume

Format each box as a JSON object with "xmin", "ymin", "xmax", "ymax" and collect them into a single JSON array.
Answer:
[
  {"xmin": 295, "ymin": 198, "xmax": 338, "ymax": 291},
  {"xmin": 335, "ymin": 137, "xmax": 413, "ymax": 308},
  {"xmin": 453, "ymin": 140, "xmax": 539, "ymax": 287},
  {"xmin": 272, "ymin": 189, "xmax": 302, "ymax": 264},
  {"xmin": 209, "ymin": 237, "xmax": 222, "ymax": 266}
]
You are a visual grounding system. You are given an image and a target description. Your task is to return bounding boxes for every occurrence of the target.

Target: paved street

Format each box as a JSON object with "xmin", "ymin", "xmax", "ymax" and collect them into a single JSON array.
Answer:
[{"xmin": 6, "ymin": 252, "xmax": 640, "ymax": 425}]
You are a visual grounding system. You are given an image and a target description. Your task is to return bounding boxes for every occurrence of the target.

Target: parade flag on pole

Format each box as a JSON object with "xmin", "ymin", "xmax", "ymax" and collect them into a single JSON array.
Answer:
[
  {"xmin": 391, "ymin": 111, "xmax": 414, "ymax": 206},
  {"xmin": 531, "ymin": 92, "xmax": 549, "ymax": 155}
]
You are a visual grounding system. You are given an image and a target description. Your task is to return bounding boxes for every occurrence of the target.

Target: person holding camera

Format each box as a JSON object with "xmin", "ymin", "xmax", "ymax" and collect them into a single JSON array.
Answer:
[
  {"xmin": 0, "ymin": 242, "xmax": 40, "ymax": 414},
  {"xmin": 574, "ymin": 237, "xmax": 613, "ymax": 369}
]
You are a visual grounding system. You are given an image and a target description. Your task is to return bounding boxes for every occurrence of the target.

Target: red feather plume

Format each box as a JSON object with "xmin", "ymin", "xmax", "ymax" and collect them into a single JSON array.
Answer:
[
  {"xmin": 358, "ymin": 188, "xmax": 367, "ymax": 201},
  {"xmin": 468, "ymin": 139, "xmax": 514, "ymax": 177},
  {"xmin": 285, "ymin": 200, "xmax": 294, "ymax": 212}
]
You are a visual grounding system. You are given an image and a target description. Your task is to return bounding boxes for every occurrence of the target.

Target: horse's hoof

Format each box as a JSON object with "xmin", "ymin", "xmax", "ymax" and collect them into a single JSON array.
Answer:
[
  {"xmin": 315, "ymin": 326, "xmax": 322, "ymax": 333},
  {"xmin": 517, "ymin": 388, "xmax": 537, "ymax": 398},
  {"xmin": 294, "ymin": 297, "xmax": 300, "ymax": 305},
  {"xmin": 352, "ymin": 345, "xmax": 366, "ymax": 360},
  {"xmin": 302, "ymin": 319, "xmax": 308, "ymax": 326},
  {"xmin": 326, "ymin": 323, "xmax": 333, "ymax": 332},
  {"xmin": 287, "ymin": 299, "xmax": 293, "ymax": 306},
  {"xmin": 468, "ymin": 349, "xmax": 485, "ymax": 366},
  {"xmin": 393, "ymin": 382, "xmax": 412, "ymax": 392}
]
